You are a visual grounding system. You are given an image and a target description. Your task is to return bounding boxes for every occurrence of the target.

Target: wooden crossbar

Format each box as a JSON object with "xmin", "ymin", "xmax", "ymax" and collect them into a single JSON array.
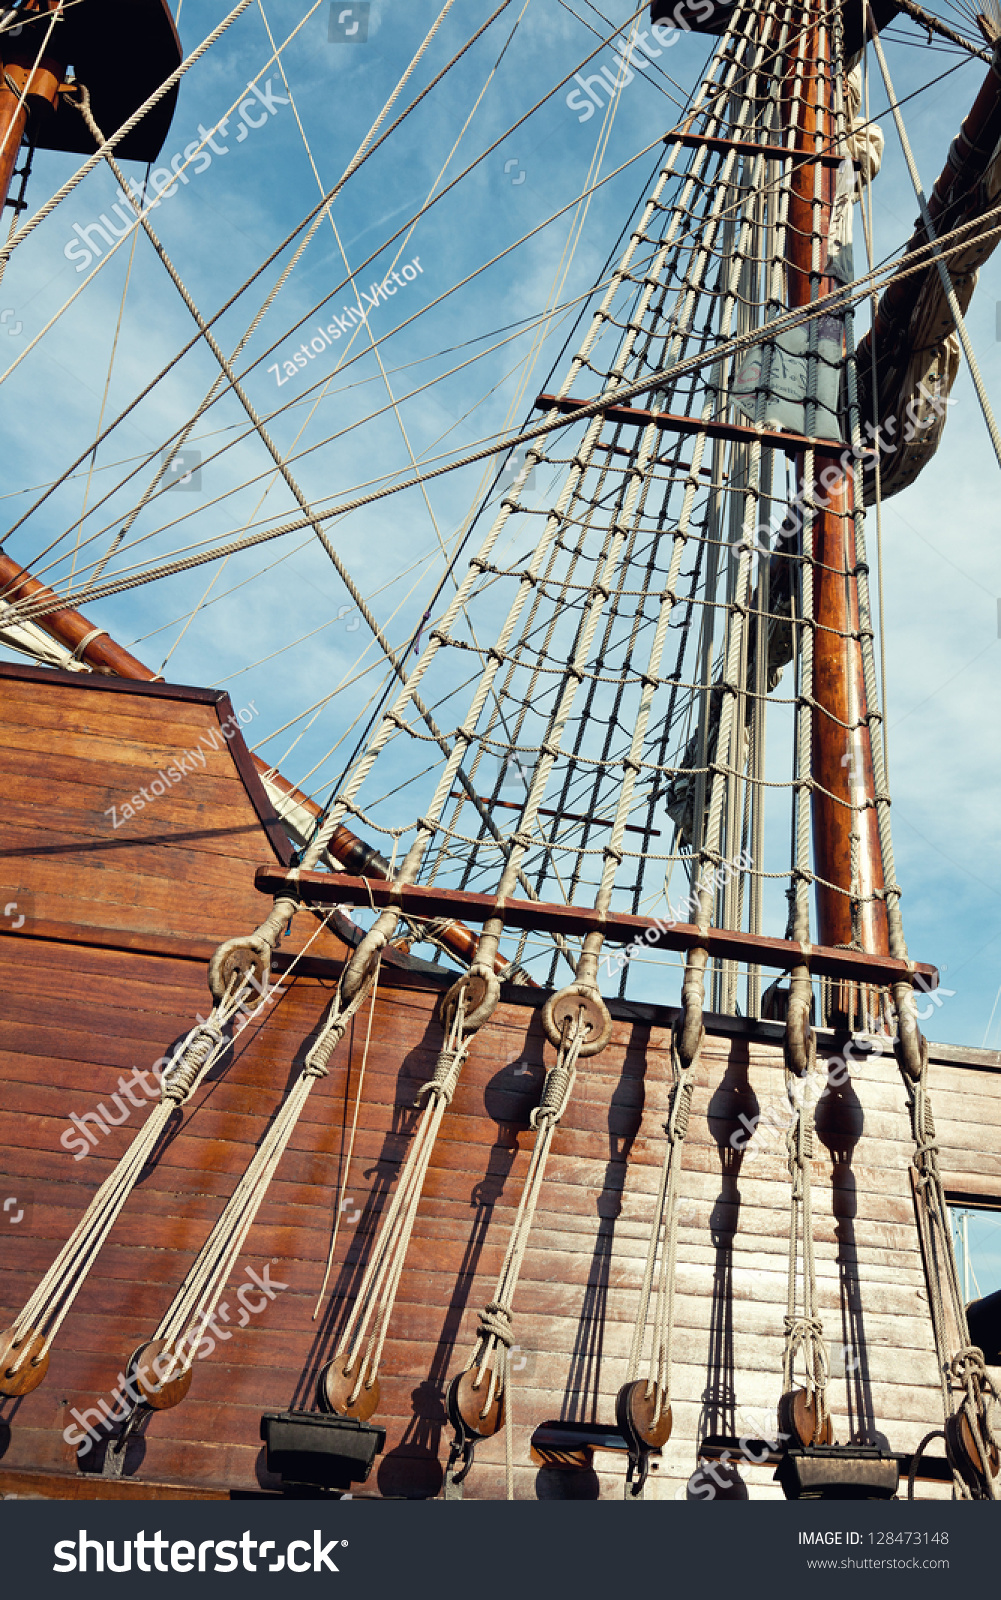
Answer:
[
  {"xmin": 534, "ymin": 393, "xmax": 852, "ymax": 460},
  {"xmin": 254, "ymin": 868, "xmax": 938, "ymax": 991}
]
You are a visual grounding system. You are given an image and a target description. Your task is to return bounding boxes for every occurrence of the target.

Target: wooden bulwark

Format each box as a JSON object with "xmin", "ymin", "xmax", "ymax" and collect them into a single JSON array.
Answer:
[{"xmin": 1, "ymin": 664, "xmax": 997, "ymax": 1500}]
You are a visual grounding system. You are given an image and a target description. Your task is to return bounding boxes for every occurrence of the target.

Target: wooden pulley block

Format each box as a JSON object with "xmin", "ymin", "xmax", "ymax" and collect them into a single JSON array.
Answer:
[
  {"xmin": 946, "ymin": 1406, "xmax": 1000, "ymax": 1488},
  {"xmin": 616, "ymin": 1379, "xmax": 673, "ymax": 1449},
  {"xmin": 439, "ymin": 967, "xmax": 499, "ymax": 1034},
  {"xmin": 542, "ymin": 987, "xmax": 613, "ymax": 1058},
  {"xmin": 130, "ymin": 1339, "xmax": 192, "ymax": 1410},
  {"xmin": 449, "ymin": 1365, "xmax": 504, "ymax": 1439},
  {"xmin": 207, "ymin": 933, "xmax": 270, "ymax": 1003},
  {"xmin": 0, "ymin": 1326, "xmax": 48, "ymax": 1397},
  {"xmin": 317, "ymin": 1361, "xmax": 380, "ymax": 1422},
  {"xmin": 778, "ymin": 1387, "xmax": 833, "ymax": 1449}
]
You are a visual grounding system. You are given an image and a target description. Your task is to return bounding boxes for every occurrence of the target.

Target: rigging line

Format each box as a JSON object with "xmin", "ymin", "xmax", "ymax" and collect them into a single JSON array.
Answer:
[
  {"xmin": 0, "ymin": 0, "xmax": 656, "ymax": 459},
  {"xmin": 221, "ymin": 40, "xmax": 976, "ymax": 404},
  {"xmin": 70, "ymin": 180, "xmax": 146, "ymax": 586},
  {"xmin": 0, "ymin": 0, "xmax": 61, "ymax": 168},
  {"xmin": 215, "ymin": 543, "xmax": 446, "ymax": 684},
  {"xmin": 30, "ymin": 0, "xmax": 470, "ymax": 591},
  {"xmin": 22, "ymin": 170, "xmax": 999, "ymax": 619},
  {"xmin": 79, "ymin": 30, "xmax": 971, "ymax": 554},
  {"xmin": 0, "ymin": 0, "xmax": 85, "ymax": 32},
  {"xmin": 557, "ymin": 0, "xmax": 688, "ymax": 104},
  {"xmin": 295, "ymin": 15, "xmax": 624, "ymax": 818},
  {"xmin": 6, "ymin": 28, "xmax": 953, "ymax": 577},
  {"xmin": 55, "ymin": 33, "xmax": 507, "ymax": 782},
  {"xmin": 14, "ymin": 192, "xmax": 999, "ymax": 627},
  {"xmin": 17, "ymin": 296, "xmax": 580, "ymax": 597},
  {"xmin": 23, "ymin": 136, "xmax": 675, "ymax": 595},
  {"xmin": 312, "ymin": 949, "xmax": 384, "ymax": 1320},
  {"xmin": 0, "ymin": 0, "xmax": 524, "ymax": 578},
  {"xmin": 305, "ymin": 153, "xmax": 666, "ymax": 845},
  {"xmin": 258, "ymin": 0, "xmax": 533, "ymax": 675},
  {"xmin": 0, "ymin": 0, "xmax": 258, "ymax": 271},
  {"xmin": 123, "ymin": 308, "xmax": 558, "ymax": 656},
  {"xmin": 892, "ymin": 0, "xmax": 993, "ymax": 60},
  {"xmin": 868, "ymin": 12, "xmax": 1001, "ymax": 471},
  {"xmin": 13, "ymin": 44, "xmax": 988, "ymax": 605},
  {"xmin": 859, "ymin": 36, "xmax": 889, "ymax": 787}
]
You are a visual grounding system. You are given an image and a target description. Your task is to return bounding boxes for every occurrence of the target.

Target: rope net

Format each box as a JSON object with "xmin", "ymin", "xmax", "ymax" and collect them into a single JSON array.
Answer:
[{"xmin": 305, "ymin": 0, "xmax": 895, "ymax": 1024}]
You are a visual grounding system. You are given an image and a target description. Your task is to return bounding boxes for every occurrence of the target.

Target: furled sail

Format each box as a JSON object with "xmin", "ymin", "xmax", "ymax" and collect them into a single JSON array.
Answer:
[{"xmin": 857, "ymin": 40, "xmax": 1001, "ymax": 500}]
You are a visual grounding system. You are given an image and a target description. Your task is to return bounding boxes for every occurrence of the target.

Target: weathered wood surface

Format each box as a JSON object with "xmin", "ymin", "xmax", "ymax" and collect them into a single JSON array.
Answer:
[{"xmin": 0, "ymin": 665, "xmax": 998, "ymax": 1502}]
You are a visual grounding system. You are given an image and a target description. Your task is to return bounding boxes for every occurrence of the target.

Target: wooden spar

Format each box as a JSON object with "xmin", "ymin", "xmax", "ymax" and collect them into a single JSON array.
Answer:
[
  {"xmin": 784, "ymin": 7, "xmax": 889, "ymax": 1005},
  {"xmin": 0, "ymin": 3, "xmax": 63, "ymax": 211},
  {"xmin": 534, "ymin": 392, "xmax": 853, "ymax": 459},
  {"xmin": 255, "ymin": 865, "xmax": 940, "ymax": 993},
  {"xmin": 0, "ymin": 550, "xmax": 520, "ymax": 980},
  {"xmin": 0, "ymin": 548, "xmax": 162, "ymax": 679}
]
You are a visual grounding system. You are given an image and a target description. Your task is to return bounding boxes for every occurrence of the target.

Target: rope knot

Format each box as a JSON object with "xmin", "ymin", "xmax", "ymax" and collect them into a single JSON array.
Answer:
[
  {"xmin": 415, "ymin": 1046, "xmax": 464, "ymax": 1107},
  {"xmin": 666, "ymin": 1075, "xmax": 694, "ymax": 1144},
  {"xmin": 161, "ymin": 1021, "xmax": 224, "ymax": 1103},
  {"xmin": 305, "ymin": 1015, "xmax": 347, "ymax": 1076},
  {"xmin": 478, "ymin": 1301, "xmax": 513, "ymax": 1349}
]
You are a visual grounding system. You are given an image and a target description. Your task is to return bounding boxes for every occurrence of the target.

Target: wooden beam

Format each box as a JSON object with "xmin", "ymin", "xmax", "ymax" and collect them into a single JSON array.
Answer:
[
  {"xmin": 534, "ymin": 393, "xmax": 852, "ymax": 460},
  {"xmin": 663, "ymin": 128, "xmax": 847, "ymax": 168},
  {"xmin": 254, "ymin": 867, "xmax": 939, "ymax": 991}
]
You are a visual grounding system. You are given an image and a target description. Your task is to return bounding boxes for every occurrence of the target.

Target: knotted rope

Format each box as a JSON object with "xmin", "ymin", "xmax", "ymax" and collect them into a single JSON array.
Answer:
[
  {"xmin": 897, "ymin": 1009, "xmax": 999, "ymax": 1497},
  {"xmin": 322, "ymin": 988, "xmax": 474, "ymax": 1410},
  {"xmin": 2, "ymin": 973, "xmax": 250, "ymax": 1382},
  {"xmin": 781, "ymin": 1061, "xmax": 830, "ymax": 1439},
  {"xmin": 624, "ymin": 1023, "xmax": 700, "ymax": 1421},
  {"xmin": 150, "ymin": 957, "xmax": 376, "ymax": 1388},
  {"xmin": 456, "ymin": 1004, "xmax": 591, "ymax": 1498}
]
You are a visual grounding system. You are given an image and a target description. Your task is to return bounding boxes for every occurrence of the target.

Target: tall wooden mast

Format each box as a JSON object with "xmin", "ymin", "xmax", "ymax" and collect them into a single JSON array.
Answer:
[{"xmin": 785, "ymin": 2, "xmax": 889, "ymax": 1021}]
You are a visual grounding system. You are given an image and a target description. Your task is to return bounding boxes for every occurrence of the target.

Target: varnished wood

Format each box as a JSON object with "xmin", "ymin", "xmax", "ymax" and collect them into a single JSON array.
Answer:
[
  {"xmin": 0, "ymin": 664, "xmax": 995, "ymax": 1503},
  {"xmin": 778, "ymin": 1387, "xmax": 833, "ymax": 1449},
  {"xmin": 319, "ymin": 1362, "xmax": 381, "ymax": 1421},
  {"xmin": 783, "ymin": 9, "xmax": 889, "ymax": 995},
  {"xmin": 259, "ymin": 867, "xmax": 938, "ymax": 991},
  {"xmin": 131, "ymin": 1339, "xmax": 193, "ymax": 1409},
  {"xmin": 534, "ymin": 392, "xmax": 852, "ymax": 459},
  {"xmin": 0, "ymin": 1326, "xmax": 49, "ymax": 1396}
]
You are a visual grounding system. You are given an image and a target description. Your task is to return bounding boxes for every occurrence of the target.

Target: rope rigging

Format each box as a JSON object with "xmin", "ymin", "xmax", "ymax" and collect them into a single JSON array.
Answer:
[{"xmin": 5, "ymin": 0, "xmax": 1001, "ymax": 1509}]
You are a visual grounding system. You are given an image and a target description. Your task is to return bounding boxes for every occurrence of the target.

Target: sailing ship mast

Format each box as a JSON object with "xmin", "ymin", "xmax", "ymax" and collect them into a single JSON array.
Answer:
[{"xmin": 1, "ymin": 0, "xmax": 1000, "ymax": 1502}]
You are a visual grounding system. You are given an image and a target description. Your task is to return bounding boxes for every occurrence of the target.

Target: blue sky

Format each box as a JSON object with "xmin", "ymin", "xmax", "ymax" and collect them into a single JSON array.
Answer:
[{"xmin": 3, "ymin": 1, "xmax": 1001, "ymax": 1046}]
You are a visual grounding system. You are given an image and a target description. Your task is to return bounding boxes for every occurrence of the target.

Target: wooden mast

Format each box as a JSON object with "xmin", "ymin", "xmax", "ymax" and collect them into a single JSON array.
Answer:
[
  {"xmin": 0, "ymin": 2, "xmax": 64, "ymax": 210},
  {"xmin": 785, "ymin": 2, "xmax": 889, "ymax": 1025}
]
